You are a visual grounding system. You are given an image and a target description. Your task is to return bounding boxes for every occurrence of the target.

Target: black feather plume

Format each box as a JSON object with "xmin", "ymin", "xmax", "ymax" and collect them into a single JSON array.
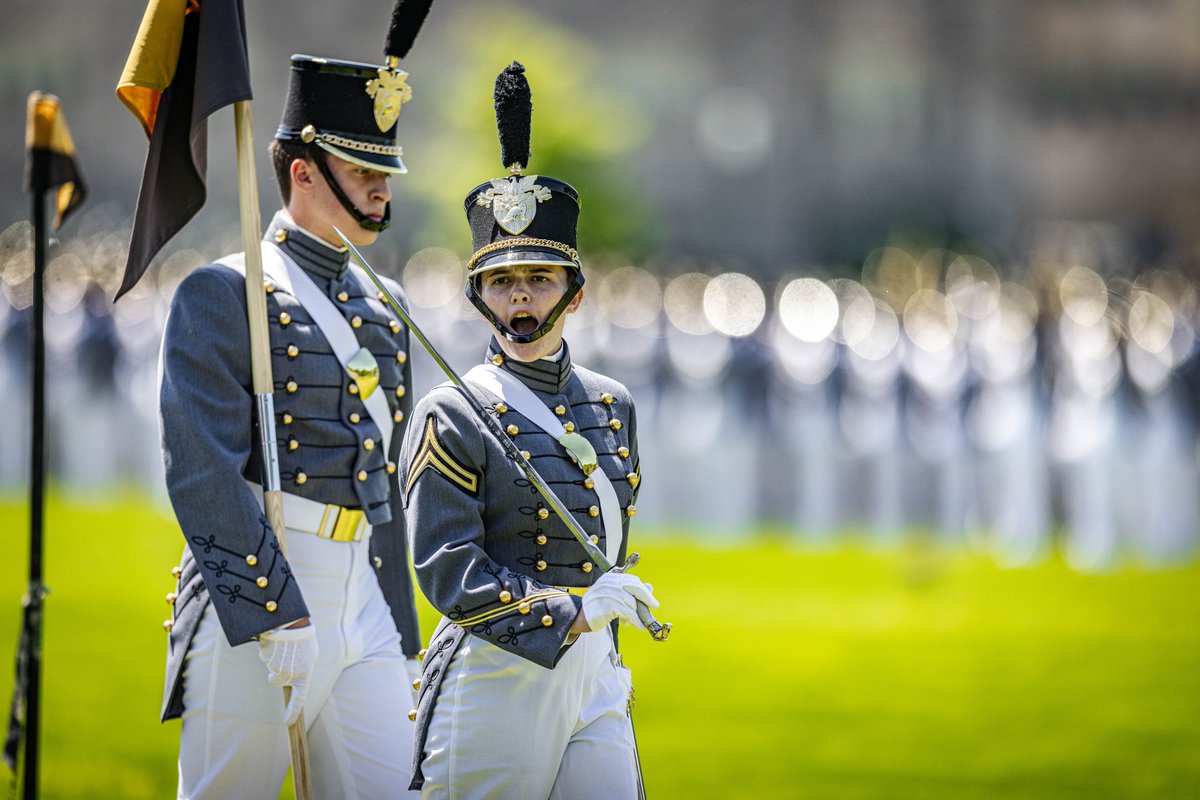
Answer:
[
  {"xmin": 385, "ymin": 0, "xmax": 434, "ymax": 61},
  {"xmin": 494, "ymin": 62, "xmax": 532, "ymax": 171}
]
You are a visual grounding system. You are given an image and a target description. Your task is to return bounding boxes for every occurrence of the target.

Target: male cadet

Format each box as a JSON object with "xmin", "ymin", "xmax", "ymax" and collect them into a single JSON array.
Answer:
[
  {"xmin": 402, "ymin": 62, "xmax": 660, "ymax": 799},
  {"xmin": 159, "ymin": 54, "xmax": 422, "ymax": 799}
]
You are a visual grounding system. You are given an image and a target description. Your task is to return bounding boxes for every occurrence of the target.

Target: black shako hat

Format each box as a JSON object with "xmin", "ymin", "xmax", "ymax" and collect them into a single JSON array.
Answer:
[
  {"xmin": 276, "ymin": 54, "xmax": 410, "ymax": 174},
  {"xmin": 464, "ymin": 62, "xmax": 584, "ymax": 345}
]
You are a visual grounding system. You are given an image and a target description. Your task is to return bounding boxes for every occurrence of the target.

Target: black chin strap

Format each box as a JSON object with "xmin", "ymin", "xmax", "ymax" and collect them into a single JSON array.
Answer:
[
  {"xmin": 465, "ymin": 269, "xmax": 585, "ymax": 344},
  {"xmin": 310, "ymin": 148, "xmax": 391, "ymax": 233}
]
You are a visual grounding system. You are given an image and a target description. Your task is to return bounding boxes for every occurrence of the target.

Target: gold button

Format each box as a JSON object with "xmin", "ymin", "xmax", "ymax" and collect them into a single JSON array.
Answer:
[
  {"xmin": 300, "ymin": 124, "xmax": 317, "ymax": 143},
  {"xmin": 256, "ymin": 576, "xmax": 268, "ymax": 588},
  {"xmin": 499, "ymin": 590, "xmax": 512, "ymax": 604},
  {"xmin": 282, "ymin": 413, "xmax": 293, "ymax": 425},
  {"xmin": 348, "ymin": 383, "xmax": 359, "ymax": 395},
  {"xmin": 581, "ymin": 562, "xmax": 593, "ymax": 573},
  {"xmin": 609, "ymin": 419, "xmax": 623, "ymax": 431},
  {"xmin": 165, "ymin": 592, "xmax": 176, "ymax": 605},
  {"xmin": 395, "ymin": 385, "xmax": 406, "ymax": 398},
  {"xmin": 407, "ymin": 709, "xmax": 417, "ymax": 722},
  {"xmin": 386, "ymin": 461, "xmax": 397, "ymax": 474},
  {"xmin": 535, "ymin": 560, "xmax": 547, "ymax": 571},
  {"xmin": 163, "ymin": 620, "xmax": 173, "ymax": 632},
  {"xmin": 287, "ymin": 438, "xmax": 299, "ymax": 452},
  {"xmin": 349, "ymin": 413, "xmax": 361, "ymax": 423},
  {"xmin": 412, "ymin": 678, "xmax": 421, "ymax": 691},
  {"xmin": 357, "ymin": 470, "xmax": 368, "ymax": 481},
  {"xmin": 590, "ymin": 535, "xmax": 599, "ymax": 545},
  {"xmin": 583, "ymin": 478, "xmax": 594, "ymax": 490},
  {"xmin": 618, "ymin": 446, "xmax": 630, "ymax": 459},
  {"xmin": 266, "ymin": 601, "xmax": 278, "ymax": 613},
  {"xmin": 279, "ymin": 311, "xmax": 291, "ymax": 326},
  {"xmin": 245, "ymin": 554, "xmax": 257, "ymax": 566},
  {"xmin": 627, "ymin": 472, "xmax": 640, "ymax": 487},
  {"xmin": 494, "ymin": 403, "xmax": 508, "ymax": 415},
  {"xmin": 363, "ymin": 438, "xmax": 376, "ymax": 451},
  {"xmin": 626, "ymin": 505, "xmax": 637, "ymax": 518},
  {"xmin": 389, "ymin": 319, "xmax": 401, "ymax": 334},
  {"xmin": 588, "ymin": 505, "xmax": 599, "ymax": 517},
  {"xmin": 396, "ymin": 350, "xmax": 407, "ymax": 364},
  {"xmin": 378, "ymin": 291, "xmax": 387, "ymax": 302},
  {"xmin": 541, "ymin": 615, "xmax": 553, "ymax": 627},
  {"xmin": 286, "ymin": 381, "xmax": 298, "ymax": 394},
  {"xmin": 536, "ymin": 534, "xmax": 548, "ymax": 545},
  {"xmin": 394, "ymin": 410, "xmax": 404, "ymax": 423},
  {"xmin": 264, "ymin": 280, "xmax": 276, "ymax": 293},
  {"xmin": 287, "ymin": 344, "xmax": 299, "ymax": 358},
  {"xmin": 491, "ymin": 354, "xmax": 504, "ymax": 366},
  {"xmin": 351, "ymin": 315, "xmax": 363, "ymax": 328},
  {"xmin": 520, "ymin": 450, "xmax": 531, "ymax": 460},
  {"xmin": 563, "ymin": 421, "xmax": 576, "ymax": 433},
  {"xmin": 537, "ymin": 508, "xmax": 549, "ymax": 520},
  {"xmin": 418, "ymin": 648, "xmax": 428, "ymax": 660},
  {"xmin": 295, "ymin": 472, "xmax": 307, "ymax": 485},
  {"xmin": 373, "ymin": 556, "xmax": 383, "ymax": 568},
  {"xmin": 601, "ymin": 393, "xmax": 615, "ymax": 405},
  {"xmin": 337, "ymin": 291, "xmax": 349, "ymax": 302},
  {"xmin": 554, "ymin": 405, "xmax": 566, "ymax": 416},
  {"xmin": 518, "ymin": 601, "xmax": 531, "ymax": 614},
  {"xmin": 507, "ymin": 424, "xmax": 520, "ymax": 436},
  {"xmin": 274, "ymin": 229, "xmax": 287, "ymax": 243},
  {"xmin": 171, "ymin": 566, "xmax": 182, "ymax": 577}
]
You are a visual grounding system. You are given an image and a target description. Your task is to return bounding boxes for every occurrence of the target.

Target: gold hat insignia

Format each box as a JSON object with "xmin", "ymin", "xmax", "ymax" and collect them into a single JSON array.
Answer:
[{"xmin": 365, "ymin": 68, "xmax": 412, "ymax": 133}]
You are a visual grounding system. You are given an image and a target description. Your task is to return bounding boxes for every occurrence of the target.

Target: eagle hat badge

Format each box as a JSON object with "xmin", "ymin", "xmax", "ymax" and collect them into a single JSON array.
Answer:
[
  {"xmin": 476, "ymin": 174, "xmax": 553, "ymax": 235},
  {"xmin": 365, "ymin": 67, "xmax": 412, "ymax": 133}
]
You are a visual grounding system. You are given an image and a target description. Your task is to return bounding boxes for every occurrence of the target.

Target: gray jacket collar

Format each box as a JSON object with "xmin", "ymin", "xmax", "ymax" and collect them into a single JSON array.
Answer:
[
  {"xmin": 265, "ymin": 211, "xmax": 350, "ymax": 281},
  {"xmin": 486, "ymin": 338, "xmax": 573, "ymax": 395}
]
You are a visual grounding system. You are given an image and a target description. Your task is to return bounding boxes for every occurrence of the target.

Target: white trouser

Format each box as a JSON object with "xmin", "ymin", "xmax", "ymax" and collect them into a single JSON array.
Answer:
[
  {"xmin": 177, "ymin": 527, "xmax": 419, "ymax": 800},
  {"xmin": 420, "ymin": 627, "xmax": 638, "ymax": 800}
]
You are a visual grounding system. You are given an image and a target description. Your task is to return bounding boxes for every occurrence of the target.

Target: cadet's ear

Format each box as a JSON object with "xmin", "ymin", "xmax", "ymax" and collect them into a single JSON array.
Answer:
[
  {"xmin": 289, "ymin": 157, "xmax": 317, "ymax": 195},
  {"xmin": 566, "ymin": 287, "xmax": 584, "ymax": 314}
]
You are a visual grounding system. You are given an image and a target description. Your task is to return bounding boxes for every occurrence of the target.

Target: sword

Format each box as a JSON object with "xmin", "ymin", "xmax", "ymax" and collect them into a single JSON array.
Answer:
[{"xmin": 334, "ymin": 227, "xmax": 671, "ymax": 641}]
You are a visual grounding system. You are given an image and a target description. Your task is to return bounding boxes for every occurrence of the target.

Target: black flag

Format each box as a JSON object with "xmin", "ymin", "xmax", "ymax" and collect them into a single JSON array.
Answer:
[{"xmin": 114, "ymin": 0, "xmax": 251, "ymax": 300}]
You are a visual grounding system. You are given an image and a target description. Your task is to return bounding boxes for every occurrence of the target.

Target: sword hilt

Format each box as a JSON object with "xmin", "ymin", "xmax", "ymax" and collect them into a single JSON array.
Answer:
[{"xmin": 614, "ymin": 553, "xmax": 671, "ymax": 642}]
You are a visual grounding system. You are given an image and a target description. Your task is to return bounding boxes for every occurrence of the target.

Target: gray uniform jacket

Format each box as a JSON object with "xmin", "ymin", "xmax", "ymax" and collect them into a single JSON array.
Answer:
[
  {"xmin": 159, "ymin": 213, "xmax": 420, "ymax": 721},
  {"xmin": 401, "ymin": 340, "xmax": 642, "ymax": 784}
]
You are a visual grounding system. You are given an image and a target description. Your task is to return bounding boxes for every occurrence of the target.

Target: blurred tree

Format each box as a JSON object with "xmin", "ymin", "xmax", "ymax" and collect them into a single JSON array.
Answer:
[{"xmin": 406, "ymin": 3, "xmax": 660, "ymax": 262}]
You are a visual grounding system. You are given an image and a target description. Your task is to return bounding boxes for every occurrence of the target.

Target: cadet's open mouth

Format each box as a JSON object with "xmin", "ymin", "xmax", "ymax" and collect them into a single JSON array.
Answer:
[{"xmin": 510, "ymin": 312, "xmax": 539, "ymax": 336}]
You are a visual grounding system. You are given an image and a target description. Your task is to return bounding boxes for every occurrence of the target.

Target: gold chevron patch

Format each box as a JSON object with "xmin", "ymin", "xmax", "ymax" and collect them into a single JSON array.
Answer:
[{"xmin": 406, "ymin": 415, "xmax": 480, "ymax": 497}]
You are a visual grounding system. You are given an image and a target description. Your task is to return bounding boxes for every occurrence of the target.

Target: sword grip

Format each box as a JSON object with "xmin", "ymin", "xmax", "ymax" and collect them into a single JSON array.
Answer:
[
  {"xmin": 614, "ymin": 553, "xmax": 671, "ymax": 641},
  {"xmin": 636, "ymin": 600, "xmax": 671, "ymax": 641}
]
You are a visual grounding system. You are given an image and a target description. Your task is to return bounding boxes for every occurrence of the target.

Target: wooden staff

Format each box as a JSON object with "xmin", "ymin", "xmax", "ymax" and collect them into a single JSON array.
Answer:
[{"xmin": 233, "ymin": 99, "xmax": 312, "ymax": 800}]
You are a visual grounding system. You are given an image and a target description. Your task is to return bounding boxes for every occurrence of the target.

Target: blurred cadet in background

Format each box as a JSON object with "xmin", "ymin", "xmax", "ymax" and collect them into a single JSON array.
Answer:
[
  {"xmin": 403, "ymin": 63, "xmax": 656, "ymax": 798},
  {"xmin": 157, "ymin": 53, "xmax": 422, "ymax": 798}
]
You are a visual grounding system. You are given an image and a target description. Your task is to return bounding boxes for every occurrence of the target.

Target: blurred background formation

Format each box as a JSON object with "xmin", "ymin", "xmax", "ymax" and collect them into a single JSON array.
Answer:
[{"xmin": 2, "ymin": 0, "xmax": 1198, "ymax": 570}]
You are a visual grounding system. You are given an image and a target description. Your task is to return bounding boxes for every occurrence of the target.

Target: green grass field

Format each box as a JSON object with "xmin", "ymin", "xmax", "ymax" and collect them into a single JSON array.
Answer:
[{"xmin": 1, "ymin": 493, "xmax": 1198, "ymax": 799}]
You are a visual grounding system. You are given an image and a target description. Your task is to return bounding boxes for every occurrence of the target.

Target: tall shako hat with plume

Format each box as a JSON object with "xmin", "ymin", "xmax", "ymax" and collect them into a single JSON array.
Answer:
[
  {"xmin": 274, "ymin": 0, "xmax": 434, "ymax": 232},
  {"xmin": 464, "ymin": 62, "xmax": 584, "ymax": 344}
]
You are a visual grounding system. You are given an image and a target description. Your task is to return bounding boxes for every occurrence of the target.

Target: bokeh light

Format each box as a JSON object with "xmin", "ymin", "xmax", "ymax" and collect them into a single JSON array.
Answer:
[
  {"xmin": 403, "ymin": 247, "xmax": 463, "ymax": 309},
  {"xmin": 703, "ymin": 272, "xmax": 765, "ymax": 337},
  {"xmin": 778, "ymin": 277, "xmax": 838, "ymax": 342}
]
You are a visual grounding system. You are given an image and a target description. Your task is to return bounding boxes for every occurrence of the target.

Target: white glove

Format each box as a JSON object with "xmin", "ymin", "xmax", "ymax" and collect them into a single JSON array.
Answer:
[
  {"xmin": 582, "ymin": 572, "xmax": 659, "ymax": 632},
  {"xmin": 405, "ymin": 657, "xmax": 423, "ymax": 705},
  {"xmin": 257, "ymin": 625, "xmax": 318, "ymax": 727}
]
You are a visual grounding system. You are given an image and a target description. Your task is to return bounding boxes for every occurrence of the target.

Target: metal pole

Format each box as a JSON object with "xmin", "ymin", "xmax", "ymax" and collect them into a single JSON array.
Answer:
[{"xmin": 23, "ymin": 186, "xmax": 47, "ymax": 800}]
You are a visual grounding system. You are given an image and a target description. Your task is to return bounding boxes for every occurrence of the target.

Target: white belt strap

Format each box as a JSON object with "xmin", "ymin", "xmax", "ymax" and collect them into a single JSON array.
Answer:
[
  {"xmin": 464, "ymin": 363, "xmax": 623, "ymax": 566},
  {"xmin": 219, "ymin": 242, "xmax": 393, "ymax": 446}
]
